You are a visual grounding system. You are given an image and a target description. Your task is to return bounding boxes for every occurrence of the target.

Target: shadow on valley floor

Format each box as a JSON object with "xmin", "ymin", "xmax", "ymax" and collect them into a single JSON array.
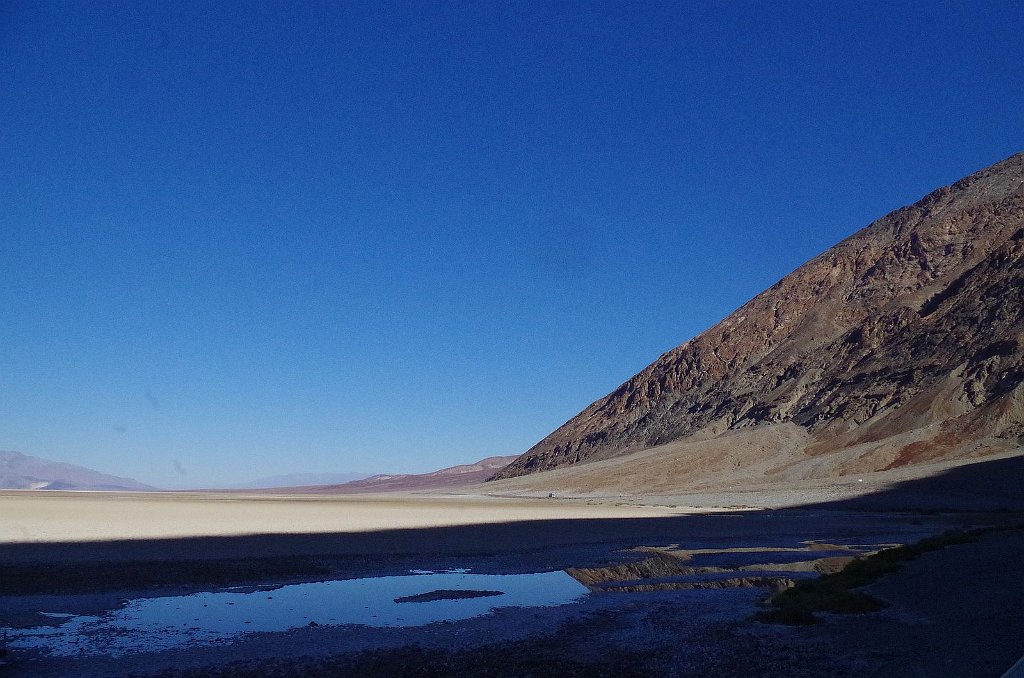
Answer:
[
  {"xmin": 0, "ymin": 509, "xmax": 997, "ymax": 595},
  {"xmin": 3, "ymin": 457, "xmax": 1024, "ymax": 678},
  {"xmin": 0, "ymin": 511, "xmax": 914, "ymax": 567},
  {"xmin": 1, "ymin": 453, "xmax": 1022, "ymax": 588}
]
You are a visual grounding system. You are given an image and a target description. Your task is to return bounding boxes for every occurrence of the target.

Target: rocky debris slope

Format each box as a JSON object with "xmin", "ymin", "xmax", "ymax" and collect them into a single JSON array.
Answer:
[{"xmin": 495, "ymin": 153, "xmax": 1024, "ymax": 480}]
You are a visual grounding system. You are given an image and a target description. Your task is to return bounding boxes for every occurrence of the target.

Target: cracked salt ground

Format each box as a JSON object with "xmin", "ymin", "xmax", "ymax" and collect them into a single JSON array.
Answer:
[{"xmin": 7, "ymin": 570, "xmax": 587, "ymax": 657}]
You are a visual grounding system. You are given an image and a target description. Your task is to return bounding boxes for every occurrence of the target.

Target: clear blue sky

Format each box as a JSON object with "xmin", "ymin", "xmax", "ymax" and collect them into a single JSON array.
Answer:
[{"xmin": 2, "ymin": 1, "xmax": 1021, "ymax": 488}]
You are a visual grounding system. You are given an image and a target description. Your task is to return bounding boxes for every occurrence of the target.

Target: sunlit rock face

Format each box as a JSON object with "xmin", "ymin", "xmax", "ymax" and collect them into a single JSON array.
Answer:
[{"xmin": 495, "ymin": 153, "xmax": 1024, "ymax": 481}]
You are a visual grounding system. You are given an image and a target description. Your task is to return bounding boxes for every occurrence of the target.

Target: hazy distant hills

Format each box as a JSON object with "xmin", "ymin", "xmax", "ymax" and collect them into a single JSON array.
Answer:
[
  {"xmin": 495, "ymin": 153, "xmax": 1024, "ymax": 484},
  {"xmin": 0, "ymin": 450, "xmax": 514, "ymax": 494},
  {"xmin": 282, "ymin": 456, "xmax": 518, "ymax": 494},
  {"xmin": 0, "ymin": 451, "xmax": 156, "ymax": 491},
  {"xmin": 241, "ymin": 472, "xmax": 373, "ymax": 489}
]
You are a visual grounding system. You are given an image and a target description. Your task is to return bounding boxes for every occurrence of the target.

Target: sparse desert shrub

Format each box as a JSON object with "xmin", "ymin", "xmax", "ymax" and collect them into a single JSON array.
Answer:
[{"xmin": 758, "ymin": 528, "xmax": 982, "ymax": 625}]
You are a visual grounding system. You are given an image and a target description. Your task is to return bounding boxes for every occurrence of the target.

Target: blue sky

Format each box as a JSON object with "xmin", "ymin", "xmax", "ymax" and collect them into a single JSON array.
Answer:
[{"xmin": 2, "ymin": 1, "xmax": 1022, "ymax": 488}]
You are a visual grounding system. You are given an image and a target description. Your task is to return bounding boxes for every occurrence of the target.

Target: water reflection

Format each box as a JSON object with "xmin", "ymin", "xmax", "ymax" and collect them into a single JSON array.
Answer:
[{"xmin": 10, "ymin": 570, "xmax": 587, "ymax": 657}]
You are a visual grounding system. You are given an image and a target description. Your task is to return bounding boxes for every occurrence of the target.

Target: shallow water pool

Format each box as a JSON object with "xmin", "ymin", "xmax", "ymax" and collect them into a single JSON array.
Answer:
[{"xmin": 9, "ymin": 569, "xmax": 588, "ymax": 657}]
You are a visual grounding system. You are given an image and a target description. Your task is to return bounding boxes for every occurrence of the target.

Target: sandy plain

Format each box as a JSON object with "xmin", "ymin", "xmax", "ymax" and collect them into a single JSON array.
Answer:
[
  {"xmin": 0, "ymin": 490, "xmax": 685, "ymax": 545},
  {"xmin": 2, "ymin": 454, "xmax": 1024, "ymax": 677},
  {"xmin": 4, "ymin": 443, "xmax": 1023, "ymax": 547}
]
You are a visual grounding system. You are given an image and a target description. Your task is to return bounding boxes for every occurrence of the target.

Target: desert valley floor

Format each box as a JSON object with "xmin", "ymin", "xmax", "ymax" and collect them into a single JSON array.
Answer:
[{"xmin": 2, "ymin": 454, "xmax": 1024, "ymax": 678}]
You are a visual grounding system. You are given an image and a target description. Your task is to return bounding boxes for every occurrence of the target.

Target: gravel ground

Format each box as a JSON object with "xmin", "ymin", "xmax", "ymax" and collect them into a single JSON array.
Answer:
[{"xmin": 754, "ymin": 526, "xmax": 1024, "ymax": 677}]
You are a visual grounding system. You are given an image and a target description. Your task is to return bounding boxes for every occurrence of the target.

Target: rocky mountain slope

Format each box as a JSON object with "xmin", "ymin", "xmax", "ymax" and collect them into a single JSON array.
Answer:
[
  {"xmin": 494, "ymin": 153, "xmax": 1024, "ymax": 482},
  {"xmin": 0, "ymin": 451, "xmax": 156, "ymax": 491}
]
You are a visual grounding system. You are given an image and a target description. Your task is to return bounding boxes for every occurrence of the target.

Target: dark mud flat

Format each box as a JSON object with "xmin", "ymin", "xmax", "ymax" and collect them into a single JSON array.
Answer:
[
  {"xmin": 395, "ymin": 589, "xmax": 504, "ymax": 603},
  {"xmin": 2, "ymin": 509, "xmax": 1022, "ymax": 677}
]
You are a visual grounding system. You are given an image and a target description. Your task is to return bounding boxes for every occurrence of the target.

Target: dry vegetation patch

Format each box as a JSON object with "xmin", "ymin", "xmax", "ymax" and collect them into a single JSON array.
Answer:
[{"xmin": 758, "ymin": 528, "xmax": 993, "ymax": 624}]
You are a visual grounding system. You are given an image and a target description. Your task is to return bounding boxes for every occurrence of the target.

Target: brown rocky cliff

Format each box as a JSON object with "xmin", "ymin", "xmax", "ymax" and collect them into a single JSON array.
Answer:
[{"xmin": 493, "ymin": 153, "xmax": 1024, "ymax": 480}]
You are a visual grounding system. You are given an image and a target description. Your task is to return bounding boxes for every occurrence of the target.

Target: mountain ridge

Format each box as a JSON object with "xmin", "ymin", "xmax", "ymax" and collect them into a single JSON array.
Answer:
[
  {"xmin": 302, "ymin": 455, "xmax": 518, "ymax": 493},
  {"xmin": 240, "ymin": 472, "xmax": 373, "ymax": 489},
  {"xmin": 0, "ymin": 451, "xmax": 156, "ymax": 491},
  {"xmin": 246, "ymin": 455, "xmax": 518, "ymax": 494},
  {"xmin": 493, "ymin": 152, "xmax": 1024, "ymax": 482}
]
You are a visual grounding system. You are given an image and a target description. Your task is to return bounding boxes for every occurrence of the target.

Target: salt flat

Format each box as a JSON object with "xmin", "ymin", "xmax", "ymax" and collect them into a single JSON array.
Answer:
[
  {"xmin": 3, "ymin": 486, "xmax": 1022, "ymax": 677},
  {"xmin": 0, "ymin": 490, "xmax": 683, "ymax": 543}
]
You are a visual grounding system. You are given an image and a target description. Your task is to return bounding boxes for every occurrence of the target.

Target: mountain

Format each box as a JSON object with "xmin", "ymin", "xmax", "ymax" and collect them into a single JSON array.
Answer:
[
  {"xmin": 0, "ymin": 451, "xmax": 157, "ymax": 491},
  {"xmin": 494, "ymin": 153, "xmax": 1024, "ymax": 483},
  {"xmin": 241, "ymin": 472, "xmax": 373, "ymax": 489},
  {"xmin": 288, "ymin": 456, "xmax": 518, "ymax": 494}
]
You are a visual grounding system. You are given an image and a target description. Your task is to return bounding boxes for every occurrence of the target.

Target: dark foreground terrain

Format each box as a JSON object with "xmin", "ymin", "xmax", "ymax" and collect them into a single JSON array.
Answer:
[{"xmin": 2, "ymin": 501, "xmax": 1023, "ymax": 677}]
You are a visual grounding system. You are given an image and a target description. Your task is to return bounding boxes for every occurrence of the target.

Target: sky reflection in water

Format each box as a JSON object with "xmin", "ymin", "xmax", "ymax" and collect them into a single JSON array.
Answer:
[{"xmin": 11, "ymin": 570, "xmax": 588, "ymax": 656}]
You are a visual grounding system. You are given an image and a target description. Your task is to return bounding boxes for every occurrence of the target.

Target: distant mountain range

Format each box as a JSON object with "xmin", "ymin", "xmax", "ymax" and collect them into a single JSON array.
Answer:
[
  {"xmin": 240, "ymin": 472, "xmax": 373, "ymax": 489},
  {"xmin": 0, "ymin": 450, "xmax": 515, "ymax": 494},
  {"xmin": 494, "ymin": 152, "xmax": 1024, "ymax": 485},
  {"xmin": 0, "ymin": 451, "xmax": 156, "ymax": 491},
  {"xmin": 267, "ymin": 456, "xmax": 518, "ymax": 494}
]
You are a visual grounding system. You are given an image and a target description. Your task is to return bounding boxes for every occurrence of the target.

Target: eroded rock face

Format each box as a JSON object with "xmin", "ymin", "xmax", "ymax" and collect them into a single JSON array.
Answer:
[{"xmin": 494, "ymin": 153, "xmax": 1024, "ymax": 480}]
